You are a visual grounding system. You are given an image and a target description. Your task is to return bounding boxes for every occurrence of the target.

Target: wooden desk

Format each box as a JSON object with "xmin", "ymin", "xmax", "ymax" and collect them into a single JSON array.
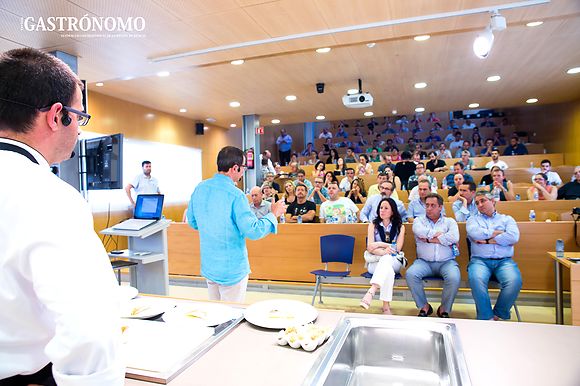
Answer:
[{"xmin": 547, "ymin": 252, "xmax": 580, "ymax": 326}]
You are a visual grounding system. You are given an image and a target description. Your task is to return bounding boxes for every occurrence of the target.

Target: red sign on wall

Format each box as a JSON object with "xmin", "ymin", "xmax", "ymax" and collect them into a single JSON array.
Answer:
[{"xmin": 255, "ymin": 126, "xmax": 264, "ymax": 135}]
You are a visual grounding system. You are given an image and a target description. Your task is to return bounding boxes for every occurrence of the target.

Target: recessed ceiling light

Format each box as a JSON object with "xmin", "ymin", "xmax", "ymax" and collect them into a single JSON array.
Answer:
[
  {"xmin": 230, "ymin": 59, "xmax": 244, "ymax": 65},
  {"xmin": 145, "ymin": 113, "xmax": 155, "ymax": 119},
  {"xmin": 526, "ymin": 21, "xmax": 543, "ymax": 27},
  {"xmin": 230, "ymin": 123, "xmax": 237, "ymax": 128},
  {"xmin": 468, "ymin": 103, "xmax": 480, "ymax": 108},
  {"xmin": 285, "ymin": 95, "xmax": 297, "ymax": 101},
  {"xmin": 179, "ymin": 108, "xmax": 187, "ymax": 113},
  {"xmin": 271, "ymin": 119, "xmax": 281, "ymax": 124},
  {"xmin": 316, "ymin": 115, "xmax": 326, "ymax": 120},
  {"xmin": 366, "ymin": 43, "xmax": 376, "ymax": 48},
  {"xmin": 347, "ymin": 88, "xmax": 359, "ymax": 95},
  {"xmin": 415, "ymin": 107, "xmax": 425, "ymax": 113},
  {"xmin": 414, "ymin": 82, "xmax": 427, "ymax": 89},
  {"xmin": 363, "ymin": 111, "xmax": 374, "ymax": 117},
  {"xmin": 156, "ymin": 71, "xmax": 170, "ymax": 77},
  {"xmin": 414, "ymin": 35, "xmax": 430, "ymax": 42},
  {"xmin": 95, "ymin": 82, "xmax": 104, "ymax": 87},
  {"xmin": 526, "ymin": 98, "xmax": 538, "ymax": 104},
  {"xmin": 229, "ymin": 101, "xmax": 240, "ymax": 108},
  {"xmin": 566, "ymin": 67, "xmax": 580, "ymax": 74},
  {"xmin": 316, "ymin": 47, "xmax": 331, "ymax": 53},
  {"xmin": 392, "ymin": 110, "xmax": 397, "ymax": 115},
  {"xmin": 486, "ymin": 75, "xmax": 501, "ymax": 82},
  {"xmin": 204, "ymin": 126, "xmax": 209, "ymax": 131},
  {"xmin": 206, "ymin": 117, "xmax": 216, "ymax": 122}
]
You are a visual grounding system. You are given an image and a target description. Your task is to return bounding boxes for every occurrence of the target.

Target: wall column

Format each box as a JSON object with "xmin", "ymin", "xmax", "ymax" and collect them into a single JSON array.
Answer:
[{"xmin": 242, "ymin": 114, "xmax": 260, "ymax": 192}]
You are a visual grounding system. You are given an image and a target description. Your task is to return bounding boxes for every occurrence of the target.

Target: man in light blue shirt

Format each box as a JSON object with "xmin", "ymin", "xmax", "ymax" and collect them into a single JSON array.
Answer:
[
  {"xmin": 452, "ymin": 182, "xmax": 478, "ymax": 222},
  {"xmin": 407, "ymin": 180, "xmax": 445, "ymax": 221},
  {"xmin": 308, "ymin": 177, "xmax": 329, "ymax": 204},
  {"xmin": 466, "ymin": 191, "xmax": 522, "ymax": 320},
  {"xmin": 359, "ymin": 181, "xmax": 406, "ymax": 222},
  {"xmin": 187, "ymin": 146, "xmax": 286, "ymax": 303},
  {"xmin": 406, "ymin": 194, "xmax": 461, "ymax": 318}
]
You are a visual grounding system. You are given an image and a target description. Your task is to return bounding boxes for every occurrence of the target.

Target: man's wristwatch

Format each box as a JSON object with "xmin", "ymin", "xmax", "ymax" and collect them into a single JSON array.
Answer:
[{"xmin": 485, "ymin": 238, "xmax": 490, "ymax": 244}]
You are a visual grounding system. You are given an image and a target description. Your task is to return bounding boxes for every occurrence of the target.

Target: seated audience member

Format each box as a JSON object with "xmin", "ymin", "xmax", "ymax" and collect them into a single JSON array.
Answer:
[
  {"xmin": 289, "ymin": 152, "xmax": 298, "ymax": 164},
  {"xmin": 447, "ymin": 119, "xmax": 459, "ymax": 131},
  {"xmin": 394, "ymin": 151, "xmax": 416, "ymax": 190},
  {"xmin": 383, "ymin": 139, "xmax": 398, "ymax": 153},
  {"xmin": 312, "ymin": 160, "xmax": 326, "ymax": 178},
  {"xmin": 335, "ymin": 126, "xmax": 348, "ymax": 139},
  {"xmin": 533, "ymin": 159, "xmax": 562, "ymax": 186},
  {"xmin": 480, "ymin": 116, "xmax": 496, "ymax": 127},
  {"xmin": 250, "ymin": 186, "xmax": 271, "ymax": 219},
  {"xmin": 390, "ymin": 148, "xmax": 402, "ymax": 161},
  {"xmin": 426, "ymin": 151, "xmax": 447, "ymax": 172},
  {"xmin": 264, "ymin": 172, "xmax": 280, "ymax": 192},
  {"xmin": 308, "ymin": 177, "xmax": 329, "ymax": 204},
  {"xmin": 344, "ymin": 147, "xmax": 357, "ymax": 163},
  {"xmin": 293, "ymin": 169, "xmax": 313, "ymax": 191},
  {"xmin": 472, "ymin": 132, "xmax": 483, "ymax": 147},
  {"xmin": 367, "ymin": 172, "xmax": 388, "ymax": 197},
  {"xmin": 321, "ymin": 138, "xmax": 334, "ymax": 155},
  {"xmin": 503, "ymin": 136, "xmax": 528, "ymax": 156},
  {"xmin": 462, "ymin": 119, "xmax": 476, "ymax": 129},
  {"xmin": 479, "ymin": 165, "xmax": 499, "ymax": 186},
  {"xmin": 436, "ymin": 142, "xmax": 452, "ymax": 159},
  {"xmin": 378, "ymin": 154, "xmax": 396, "ymax": 173},
  {"xmin": 339, "ymin": 167, "xmax": 356, "ymax": 192},
  {"xmin": 415, "ymin": 146, "xmax": 427, "ymax": 159},
  {"xmin": 444, "ymin": 131, "xmax": 456, "ymax": 142},
  {"xmin": 407, "ymin": 162, "xmax": 436, "ymax": 191},
  {"xmin": 408, "ymin": 175, "xmax": 437, "ymax": 202},
  {"xmin": 288, "ymin": 162, "xmax": 299, "ymax": 177},
  {"xmin": 301, "ymin": 142, "xmax": 314, "ymax": 156},
  {"xmin": 487, "ymin": 168, "xmax": 515, "ymax": 201},
  {"xmin": 323, "ymin": 171, "xmax": 339, "ymax": 189},
  {"xmin": 319, "ymin": 127, "xmax": 333, "ymax": 139},
  {"xmin": 527, "ymin": 173, "xmax": 557, "ymax": 201},
  {"xmin": 407, "ymin": 180, "xmax": 446, "ymax": 221},
  {"xmin": 407, "ymin": 194, "xmax": 461, "ymax": 318},
  {"xmin": 382, "ymin": 167, "xmax": 401, "ymax": 199},
  {"xmin": 357, "ymin": 154, "xmax": 374, "ymax": 176},
  {"xmin": 282, "ymin": 181, "xmax": 296, "ymax": 205},
  {"xmin": 285, "ymin": 183, "xmax": 316, "ymax": 223},
  {"xmin": 443, "ymin": 162, "xmax": 474, "ymax": 188},
  {"xmin": 467, "ymin": 191, "xmax": 522, "ymax": 320},
  {"xmin": 454, "ymin": 141, "xmax": 475, "ymax": 158},
  {"xmin": 334, "ymin": 157, "xmax": 347, "ymax": 176},
  {"xmin": 346, "ymin": 178, "xmax": 366, "ymax": 204},
  {"xmin": 480, "ymin": 138, "xmax": 495, "ymax": 156},
  {"xmin": 360, "ymin": 181, "xmax": 407, "ymax": 222},
  {"xmin": 307, "ymin": 150, "xmax": 319, "ymax": 165},
  {"xmin": 360, "ymin": 198, "xmax": 406, "ymax": 314},
  {"xmin": 411, "ymin": 151, "xmax": 421, "ymax": 164},
  {"xmin": 460, "ymin": 150, "xmax": 474, "ymax": 170},
  {"xmin": 427, "ymin": 112, "xmax": 440, "ymax": 123},
  {"xmin": 393, "ymin": 132, "xmax": 405, "ymax": 145},
  {"xmin": 404, "ymin": 138, "xmax": 417, "ymax": 153},
  {"xmin": 326, "ymin": 148, "xmax": 340, "ymax": 165},
  {"xmin": 452, "ymin": 182, "xmax": 478, "ymax": 222},
  {"xmin": 261, "ymin": 182, "xmax": 279, "ymax": 203},
  {"xmin": 319, "ymin": 181, "xmax": 360, "ymax": 223},
  {"xmin": 557, "ymin": 166, "xmax": 580, "ymax": 200},
  {"xmin": 368, "ymin": 147, "xmax": 381, "ymax": 162},
  {"xmin": 492, "ymin": 130, "xmax": 506, "ymax": 146},
  {"xmin": 485, "ymin": 148, "xmax": 509, "ymax": 170},
  {"xmin": 449, "ymin": 132, "xmax": 464, "ymax": 152},
  {"xmin": 382, "ymin": 122, "xmax": 396, "ymax": 134}
]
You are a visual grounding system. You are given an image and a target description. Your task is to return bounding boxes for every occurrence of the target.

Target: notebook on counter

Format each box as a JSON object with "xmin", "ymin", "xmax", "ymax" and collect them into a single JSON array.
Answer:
[{"xmin": 113, "ymin": 194, "xmax": 164, "ymax": 231}]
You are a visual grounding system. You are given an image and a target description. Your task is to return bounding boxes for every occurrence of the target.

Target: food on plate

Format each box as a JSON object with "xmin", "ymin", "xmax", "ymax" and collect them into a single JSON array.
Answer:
[
  {"xmin": 185, "ymin": 309, "xmax": 208, "ymax": 319},
  {"xmin": 268, "ymin": 308, "xmax": 295, "ymax": 320},
  {"xmin": 130, "ymin": 306, "xmax": 150, "ymax": 316},
  {"xmin": 275, "ymin": 324, "xmax": 331, "ymax": 351}
]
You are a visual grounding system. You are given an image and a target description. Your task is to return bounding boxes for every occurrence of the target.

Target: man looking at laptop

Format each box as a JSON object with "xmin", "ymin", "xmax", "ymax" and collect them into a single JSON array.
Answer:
[
  {"xmin": 187, "ymin": 146, "xmax": 286, "ymax": 303},
  {"xmin": 125, "ymin": 160, "xmax": 161, "ymax": 206}
]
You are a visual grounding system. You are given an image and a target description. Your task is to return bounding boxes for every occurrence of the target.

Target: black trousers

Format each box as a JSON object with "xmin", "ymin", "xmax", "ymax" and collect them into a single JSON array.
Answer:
[
  {"xmin": 0, "ymin": 363, "xmax": 56, "ymax": 386},
  {"xmin": 279, "ymin": 150, "xmax": 291, "ymax": 166}
]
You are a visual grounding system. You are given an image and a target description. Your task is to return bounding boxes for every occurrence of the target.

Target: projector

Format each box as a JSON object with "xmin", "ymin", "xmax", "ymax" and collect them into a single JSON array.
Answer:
[{"xmin": 342, "ymin": 92, "xmax": 373, "ymax": 108}]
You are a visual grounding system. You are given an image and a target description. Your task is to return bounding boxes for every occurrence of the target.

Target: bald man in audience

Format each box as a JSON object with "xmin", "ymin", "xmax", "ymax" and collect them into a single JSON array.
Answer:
[
  {"xmin": 557, "ymin": 166, "xmax": 580, "ymax": 200},
  {"xmin": 367, "ymin": 172, "xmax": 388, "ymax": 197},
  {"xmin": 249, "ymin": 186, "xmax": 271, "ymax": 219}
]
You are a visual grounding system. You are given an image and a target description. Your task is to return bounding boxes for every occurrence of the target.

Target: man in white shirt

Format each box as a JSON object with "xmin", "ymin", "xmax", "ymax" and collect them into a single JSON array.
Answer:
[
  {"xmin": 532, "ymin": 159, "xmax": 562, "ymax": 186},
  {"xmin": 339, "ymin": 167, "xmax": 356, "ymax": 192},
  {"xmin": 249, "ymin": 186, "xmax": 271, "ymax": 219},
  {"xmin": 485, "ymin": 148, "xmax": 509, "ymax": 170},
  {"xmin": 318, "ymin": 127, "xmax": 333, "ymax": 139},
  {"xmin": 0, "ymin": 48, "xmax": 124, "ymax": 385},
  {"xmin": 125, "ymin": 160, "xmax": 161, "ymax": 205},
  {"xmin": 319, "ymin": 181, "xmax": 359, "ymax": 223},
  {"xmin": 462, "ymin": 119, "xmax": 476, "ymax": 129},
  {"xmin": 260, "ymin": 149, "xmax": 276, "ymax": 175},
  {"xmin": 448, "ymin": 132, "xmax": 464, "ymax": 151}
]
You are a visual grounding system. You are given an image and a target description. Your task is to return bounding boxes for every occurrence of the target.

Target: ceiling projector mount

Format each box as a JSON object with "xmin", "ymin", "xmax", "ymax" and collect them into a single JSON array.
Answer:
[{"xmin": 342, "ymin": 78, "xmax": 373, "ymax": 108}]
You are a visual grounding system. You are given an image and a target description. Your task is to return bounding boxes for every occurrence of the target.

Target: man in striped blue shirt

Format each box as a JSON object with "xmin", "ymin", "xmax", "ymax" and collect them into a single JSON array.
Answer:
[{"xmin": 466, "ymin": 191, "xmax": 522, "ymax": 320}]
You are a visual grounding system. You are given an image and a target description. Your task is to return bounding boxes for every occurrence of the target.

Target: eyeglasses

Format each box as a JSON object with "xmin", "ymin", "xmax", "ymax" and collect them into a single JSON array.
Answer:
[{"xmin": 0, "ymin": 97, "xmax": 91, "ymax": 126}]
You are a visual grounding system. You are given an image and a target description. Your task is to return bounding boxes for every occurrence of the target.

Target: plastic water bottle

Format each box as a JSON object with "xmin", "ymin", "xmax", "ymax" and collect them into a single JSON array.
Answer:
[
  {"xmin": 279, "ymin": 214, "xmax": 285, "ymax": 223},
  {"xmin": 391, "ymin": 242, "xmax": 398, "ymax": 256},
  {"xmin": 533, "ymin": 190, "xmax": 539, "ymax": 201},
  {"xmin": 297, "ymin": 215, "xmax": 303, "ymax": 224},
  {"xmin": 515, "ymin": 194, "xmax": 521, "ymax": 201},
  {"xmin": 451, "ymin": 244, "xmax": 460, "ymax": 257},
  {"xmin": 492, "ymin": 186, "xmax": 500, "ymax": 202},
  {"xmin": 556, "ymin": 239, "xmax": 564, "ymax": 259},
  {"xmin": 530, "ymin": 161, "xmax": 534, "ymax": 169},
  {"xmin": 529, "ymin": 209, "xmax": 536, "ymax": 222}
]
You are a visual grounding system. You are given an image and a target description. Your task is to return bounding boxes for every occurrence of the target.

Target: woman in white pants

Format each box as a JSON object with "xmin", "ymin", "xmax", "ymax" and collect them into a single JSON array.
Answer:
[{"xmin": 360, "ymin": 198, "xmax": 405, "ymax": 314}]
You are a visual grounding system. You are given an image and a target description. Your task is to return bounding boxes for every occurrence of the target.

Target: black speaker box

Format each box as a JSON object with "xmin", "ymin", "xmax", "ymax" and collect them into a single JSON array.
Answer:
[{"xmin": 195, "ymin": 123, "xmax": 204, "ymax": 135}]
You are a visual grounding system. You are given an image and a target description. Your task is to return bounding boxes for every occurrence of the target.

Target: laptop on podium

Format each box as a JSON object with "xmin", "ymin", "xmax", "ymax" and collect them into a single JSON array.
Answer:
[{"xmin": 113, "ymin": 194, "xmax": 165, "ymax": 231}]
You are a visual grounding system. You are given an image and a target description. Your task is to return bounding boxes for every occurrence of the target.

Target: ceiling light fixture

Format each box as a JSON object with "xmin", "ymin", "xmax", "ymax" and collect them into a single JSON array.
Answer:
[
  {"xmin": 392, "ymin": 110, "xmax": 398, "ymax": 115},
  {"xmin": 468, "ymin": 103, "xmax": 480, "ymax": 108},
  {"xmin": 486, "ymin": 75, "xmax": 501, "ymax": 82},
  {"xmin": 271, "ymin": 119, "xmax": 281, "ymax": 124},
  {"xmin": 285, "ymin": 95, "xmax": 297, "ymax": 101},
  {"xmin": 414, "ymin": 82, "xmax": 427, "ymax": 89},
  {"xmin": 206, "ymin": 117, "xmax": 216, "ymax": 122},
  {"xmin": 366, "ymin": 42, "xmax": 376, "ymax": 48},
  {"xmin": 230, "ymin": 123, "xmax": 237, "ymax": 128},
  {"xmin": 156, "ymin": 71, "xmax": 170, "ymax": 77},
  {"xmin": 204, "ymin": 126, "xmax": 209, "ymax": 131},
  {"xmin": 316, "ymin": 47, "xmax": 331, "ymax": 53},
  {"xmin": 95, "ymin": 82, "xmax": 104, "ymax": 87},
  {"xmin": 231, "ymin": 59, "xmax": 245, "ymax": 65},
  {"xmin": 363, "ymin": 111, "xmax": 374, "ymax": 117},
  {"xmin": 179, "ymin": 108, "xmax": 187, "ymax": 113},
  {"xmin": 415, "ymin": 107, "xmax": 425, "ymax": 113},
  {"xmin": 473, "ymin": 10, "xmax": 506, "ymax": 59},
  {"xmin": 526, "ymin": 98, "xmax": 538, "ymax": 104},
  {"xmin": 526, "ymin": 21, "xmax": 543, "ymax": 27},
  {"xmin": 229, "ymin": 101, "xmax": 240, "ymax": 108},
  {"xmin": 566, "ymin": 67, "xmax": 580, "ymax": 74},
  {"xmin": 414, "ymin": 35, "xmax": 430, "ymax": 41},
  {"xmin": 316, "ymin": 115, "xmax": 326, "ymax": 120}
]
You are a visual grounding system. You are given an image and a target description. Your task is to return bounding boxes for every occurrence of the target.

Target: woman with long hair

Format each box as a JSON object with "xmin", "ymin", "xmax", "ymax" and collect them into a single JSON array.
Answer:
[
  {"xmin": 346, "ymin": 178, "xmax": 366, "ymax": 204},
  {"xmin": 326, "ymin": 148, "xmax": 340, "ymax": 164},
  {"xmin": 472, "ymin": 132, "xmax": 483, "ymax": 147},
  {"xmin": 360, "ymin": 198, "xmax": 405, "ymax": 314},
  {"xmin": 382, "ymin": 166, "xmax": 400, "ymax": 200},
  {"xmin": 334, "ymin": 157, "xmax": 347, "ymax": 176},
  {"xmin": 283, "ymin": 181, "xmax": 296, "ymax": 205},
  {"xmin": 357, "ymin": 154, "xmax": 373, "ymax": 176},
  {"xmin": 312, "ymin": 160, "xmax": 326, "ymax": 178},
  {"xmin": 323, "ymin": 171, "xmax": 338, "ymax": 189}
]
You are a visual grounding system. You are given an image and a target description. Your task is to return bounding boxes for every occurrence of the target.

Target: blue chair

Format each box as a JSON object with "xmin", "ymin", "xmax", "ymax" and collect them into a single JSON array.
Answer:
[{"xmin": 310, "ymin": 235, "xmax": 355, "ymax": 305}]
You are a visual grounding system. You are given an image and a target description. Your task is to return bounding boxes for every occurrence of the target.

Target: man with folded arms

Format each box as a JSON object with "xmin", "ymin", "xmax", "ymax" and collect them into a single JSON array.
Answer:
[
  {"xmin": 466, "ymin": 191, "xmax": 522, "ymax": 320},
  {"xmin": 406, "ymin": 194, "xmax": 461, "ymax": 318},
  {"xmin": 360, "ymin": 181, "xmax": 407, "ymax": 223},
  {"xmin": 285, "ymin": 183, "xmax": 316, "ymax": 223}
]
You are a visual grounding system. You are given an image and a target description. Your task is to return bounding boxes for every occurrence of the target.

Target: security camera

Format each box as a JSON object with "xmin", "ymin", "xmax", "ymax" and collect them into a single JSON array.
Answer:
[{"xmin": 316, "ymin": 83, "xmax": 325, "ymax": 94}]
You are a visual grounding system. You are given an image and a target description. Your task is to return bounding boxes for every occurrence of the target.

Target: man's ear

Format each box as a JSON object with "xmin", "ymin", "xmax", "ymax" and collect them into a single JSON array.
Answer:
[{"xmin": 44, "ymin": 103, "xmax": 64, "ymax": 132}]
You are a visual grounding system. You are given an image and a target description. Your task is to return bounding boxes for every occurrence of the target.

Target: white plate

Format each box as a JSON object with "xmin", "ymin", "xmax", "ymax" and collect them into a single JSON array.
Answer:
[
  {"xmin": 244, "ymin": 299, "xmax": 318, "ymax": 329},
  {"xmin": 163, "ymin": 302, "xmax": 242, "ymax": 327},
  {"xmin": 117, "ymin": 285, "xmax": 138, "ymax": 302},
  {"xmin": 121, "ymin": 299, "xmax": 167, "ymax": 319}
]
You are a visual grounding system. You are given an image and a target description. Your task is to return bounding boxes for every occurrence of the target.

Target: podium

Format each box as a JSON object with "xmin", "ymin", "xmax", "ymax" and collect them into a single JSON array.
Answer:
[{"xmin": 101, "ymin": 219, "xmax": 171, "ymax": 295}]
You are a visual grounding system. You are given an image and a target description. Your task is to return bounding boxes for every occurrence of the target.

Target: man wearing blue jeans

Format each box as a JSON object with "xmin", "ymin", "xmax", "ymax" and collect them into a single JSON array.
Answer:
[
  {"xmin": 466, "ymin": 191, "xmax": 522, "ymax": 320},
  {"xmin": 406, "ymin": 193, "xmax": 461, "ymax": 318}
]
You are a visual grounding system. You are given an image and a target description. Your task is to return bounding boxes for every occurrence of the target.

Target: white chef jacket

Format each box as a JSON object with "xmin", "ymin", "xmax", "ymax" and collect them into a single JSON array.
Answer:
[{"xmin": 0, "ymin": 138, "xmax": 124, "ymax": 385}]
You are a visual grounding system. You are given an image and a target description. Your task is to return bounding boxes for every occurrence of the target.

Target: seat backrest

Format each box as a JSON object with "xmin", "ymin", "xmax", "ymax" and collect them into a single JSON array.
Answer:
[{"xmin": 320, "ymin": 234, "xmax": 355, "ymax": 264}]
